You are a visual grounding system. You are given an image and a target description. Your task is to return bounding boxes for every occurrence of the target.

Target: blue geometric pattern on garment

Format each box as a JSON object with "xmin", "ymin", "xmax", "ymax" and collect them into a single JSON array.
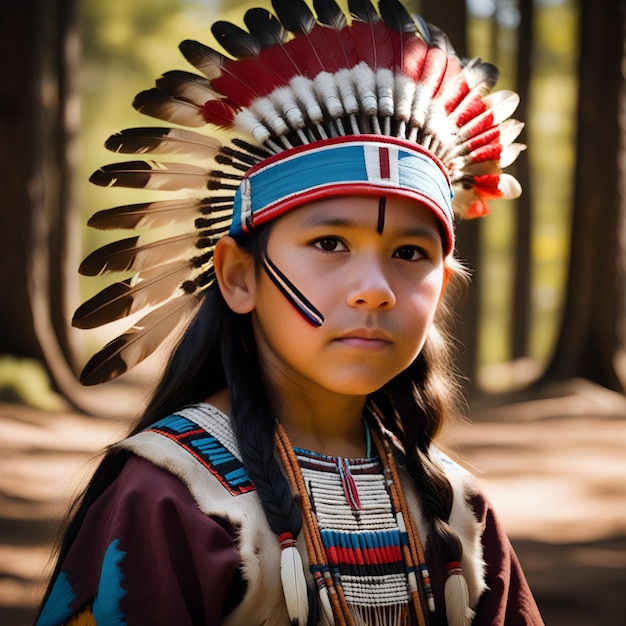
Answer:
[
  {"xmin": 146, "ymin": 414, "xmax": 254, "ymax": 495},
  {"xmin": 36, "ymin": 571, "xmax": 75, "ymax": 626},
  {"xmin": 93, "ymin": 538, "xmax": 127, "ymax": 625}
]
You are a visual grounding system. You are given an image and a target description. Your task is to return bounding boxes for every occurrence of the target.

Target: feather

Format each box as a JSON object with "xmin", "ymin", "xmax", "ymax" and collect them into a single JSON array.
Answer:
[
  {"xmin": 245, "ymin": 8, "xmax": 302, "ymax": 79},
  {"xmin": 442, "ymin": 61, "xmax": 498, "ymax": 131},
  {"xmin": 348, "ymin": 0, "xmax": 379, "ymax": 23},
  {"xmin": 457, "ymin": 90, "xmax": 520, "ymax": 142},
  {"xmin": 379, "ymin": 0, "xmax": 417, "ymax": 33},
  {"xmin": 314, "ymin": 0, "xmax": 346, "ymax": 29},
  {"xmin": 73, "ymin": 260, "xmax": 196, "ymax": 329},
  {"xmin": 352, "ymin": 63, "xmax": 378, "ymax": 116},
  {"xmin": 87, "ymin": 198, "xmax": 220, "ymax": 231},
  {"xmin": 313, "ymin": 72, "xmax": 345, "ymax": 120},
  {"xmin": 271, "ymin": 87, "xmax": 308, "ymax": 131},
  {"xmin": 132, "ymin": 89, "xmax": 207, "ymax": 127},
  {"xmin": 453, "ymin": 171, "xmax": 522, "ymax": 217},
  {"xmin": 313, "ymin": 0, "xmax": 358, "ymax": 69},
  {"xmin": 381, "ymin": 1, "xmax": 431, "ymax": 80},
  {"xmin": 155, "ymin": 70, "xmax": 221, "ymax": 106},
  {"xmin": 234, "ymin": 108, "xmax": 275, "ymax": 147},
  {"xmin": 178, "ymin": 39, "xmax": 227, "ymax": 81},
  {"xmin": 335, "ymin": 67, "xmax": 360, "ymax": 124},
  {"xmin": 272, "ymin": 0, "xmax": 316, "ymax": 36},
  {"xmin": 89, "ymin": 160, "xmax": 208, "ymax": 192},
  {"xmin": 244, "ymin": 8, "xmax": 288, "ymax": 49},
  {"xmin": 179, "ymin": 40, "xmax": 275, "ymax": 107},
  {"xmin": 411, "ymin": 47, "xmax": 449, "ymax": 128},
  {"xmin": 348, "ymin": 0, "xmax": 395, "ymax": 70},
  {"xmin": 271, "ymin": 0, "xmax": 332, "ymax": 75},
  {"xmin": 202, "ymin": 100, "xmax": 238, "ymax": 127},
  {"xmin": 498, "ymin": 118, "xmax": 525, "ymax": 146},
  {"xmin": 279, "ymin": 538, "xmax": 309, "ymax": 625},
  {"xmin": 444, "ymin": 570, "xmax": 474, "ymax": 626},
  {"xmin": 79, "ymin": 294, "xmax": 202, "ymax": 386},
  {"xmin": 211, "ymin": 20, "xmax": 261, "ymax": 59},
  {"xmin": 104, "ymin": 127, "xmax": 222, "ymax": 159},
  {"xmin": 78, "ymin": 233, "xmax": 200, "ymax": 276},
  {"xmin": 495, "ymin": 172, "xmax": 523, "ymax": 199}
]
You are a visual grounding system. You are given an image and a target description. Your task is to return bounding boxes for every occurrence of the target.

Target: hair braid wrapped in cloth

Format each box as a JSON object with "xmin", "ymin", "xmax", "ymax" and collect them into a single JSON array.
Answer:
[{"xmin": 74, "ymin": 2, "xmax": 524, "ymax": 621}]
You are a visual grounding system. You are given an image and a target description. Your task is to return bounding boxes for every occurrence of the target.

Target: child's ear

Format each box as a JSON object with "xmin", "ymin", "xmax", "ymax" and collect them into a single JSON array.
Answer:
[{"xmin": 214, "ymin": 236, "xmax": 257, "ymax": 314}]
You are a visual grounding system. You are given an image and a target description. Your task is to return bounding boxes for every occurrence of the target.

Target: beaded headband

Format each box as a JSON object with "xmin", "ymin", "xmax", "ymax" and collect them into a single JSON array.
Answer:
[
  {"xmin": 75, "ymin": 0, "xmax": 525, "ymax": 385},
  {"xmin": 230, "ymin": 135, "xmax": 455, "ymax": 252}
]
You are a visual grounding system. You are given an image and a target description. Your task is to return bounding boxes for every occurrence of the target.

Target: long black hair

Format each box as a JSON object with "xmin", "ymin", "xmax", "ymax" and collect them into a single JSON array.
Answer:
[{"xmin": 38, "ymin": 223, "xmax": 468, "ymax": 620}]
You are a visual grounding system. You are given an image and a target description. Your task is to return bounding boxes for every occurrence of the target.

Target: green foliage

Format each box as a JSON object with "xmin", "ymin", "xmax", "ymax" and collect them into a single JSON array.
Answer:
[{"xmin": 0, "ymin": 356, "xmax": 67, "ymax": 411}]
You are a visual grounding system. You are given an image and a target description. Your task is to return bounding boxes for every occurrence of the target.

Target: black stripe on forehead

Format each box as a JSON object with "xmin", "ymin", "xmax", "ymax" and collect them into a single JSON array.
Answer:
[{"xmin": 377, "ymin": 197, "xmax": 387, "ymax": 235}]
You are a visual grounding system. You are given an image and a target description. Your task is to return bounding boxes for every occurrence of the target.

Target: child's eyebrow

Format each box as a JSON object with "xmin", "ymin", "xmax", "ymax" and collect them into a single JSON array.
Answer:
[
  {"xmin": 299, "ymin": 215, "xmax": 355, "ymax": 228},
  {"xmin": 396, "ymin": 226, "xmax": 442, "ymax": 242}
]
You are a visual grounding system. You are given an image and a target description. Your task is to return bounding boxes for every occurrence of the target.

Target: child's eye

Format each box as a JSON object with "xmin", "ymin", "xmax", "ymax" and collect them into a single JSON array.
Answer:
[
  {"xmin": 313, "ymin": 237, "xmax": 346, "ymax": 252},
  {"xmin": 393, "ymin": 246, "xmax": 425, "ymax": 261}
]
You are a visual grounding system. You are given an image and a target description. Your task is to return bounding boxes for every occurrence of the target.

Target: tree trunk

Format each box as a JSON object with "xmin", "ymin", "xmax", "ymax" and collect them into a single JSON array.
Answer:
[
  {"xmin": 0, "ymin": 0, "xmax": 47, "ymax": 361},
  {"xmin": 541, "ymin": 0, "xmax": 625, "ymax": 392},
  {"xmin": 511, "ymin": 0, "xmax": 534, "ymax": 360},
  {"xmin": 0, "ymin": 0, "xmax": 142, "ymax": 415}
]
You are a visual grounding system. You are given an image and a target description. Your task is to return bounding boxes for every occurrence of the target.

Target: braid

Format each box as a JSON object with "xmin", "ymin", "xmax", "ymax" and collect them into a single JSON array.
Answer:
[
  {"xmin": 223, "ymin": 322, "xmax": 322, "ymax": 626},
  {"xmin": 223, "ymin": 313, "xmax": 302, "ymax": 538}
]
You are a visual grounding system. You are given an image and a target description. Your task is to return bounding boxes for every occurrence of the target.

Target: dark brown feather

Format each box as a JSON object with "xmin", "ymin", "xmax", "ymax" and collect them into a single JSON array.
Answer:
[
  {"xmin": 73, "ymin": 261, "xmax": 195, "ymax": 329},
  {"xmin": 89, "ymin": 160, "xmax": 208, "ymax": 191},
  {"xmin": 79, "ymin": 233, "xmax": 199, "ymax": 276},
  {"xmin": 79, "ymin": 295, "xmax": 201, "ymax": 385},
  {"xmin": 104, "ymin": 127, "xmax": 222, "ymax": 159},
  {"xmin": 132, "ymin": 89, "xmax": 207, "ymax": 127},
  {"xmin": 87, "ymin": 199, "xmax": 210, "ymax": 231}
]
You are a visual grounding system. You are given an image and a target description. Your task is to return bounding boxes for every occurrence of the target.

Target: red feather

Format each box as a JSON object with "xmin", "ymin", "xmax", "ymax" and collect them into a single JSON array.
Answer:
[
  {"xmin": 202, "ymin": 99, "xmax": 237, "ymax": 127},
  {"xmin": 468, "ymin": 143, "xmax": 503, "ymax": 164},
  {"xmin": 453, "ymin": 96, "xmax": 487, "ymax": 128},
  {"xmin": 415, "ymin": 46, "xmax": 449, "ymax": 98},
  {"xmin": 397, "ymin": 32, "xmax": 428, "ymax": 77},
  {"xmin": 319, "ymin": 23, "xmax": 359, "ymax": 70},
  {"xmin": 350, "ymin": 20, "xmax": 394, "ymax": 69},
  {"xmin": 211, "ymin": 56, "xmax": 284, "ymax": 107},
  {"xmin": 465, "ymin": 198, "xmax": 490, "ymax": 218},
  {"xmin": 460, "ymin": 126, "xmax": 501, "ymax": 154},
  {"xmin": 473, "ymin": 174, "xmax": 503, "ymax": 199},
  {"xmin": 279, "ymin": 24, "xmax": 338, "ymax": 75},
  {"xmin": 458, "ymin": 109, "xmax": 496, "ymax": 143}
]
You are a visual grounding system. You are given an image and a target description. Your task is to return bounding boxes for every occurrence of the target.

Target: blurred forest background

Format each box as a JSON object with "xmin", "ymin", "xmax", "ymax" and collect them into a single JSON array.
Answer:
[{"xmin": 1, "ymin": 0, "xmax": 625, "ymax": 624}]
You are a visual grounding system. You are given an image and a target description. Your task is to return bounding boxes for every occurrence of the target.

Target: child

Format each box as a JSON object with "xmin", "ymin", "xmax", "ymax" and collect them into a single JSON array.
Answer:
[{"xmin": 37, "ymin": 0, "xmax": 542, "ymax": 624}]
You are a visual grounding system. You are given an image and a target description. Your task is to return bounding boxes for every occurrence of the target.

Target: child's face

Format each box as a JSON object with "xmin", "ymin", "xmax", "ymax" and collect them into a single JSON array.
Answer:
[{"xmin": 250, "ymin": 195, "xmax": 448, "ymax": 399}]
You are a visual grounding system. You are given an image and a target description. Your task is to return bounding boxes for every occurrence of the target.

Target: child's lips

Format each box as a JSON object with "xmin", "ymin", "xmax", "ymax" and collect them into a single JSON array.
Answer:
[{"xmin": 335, "ymin": 328, "xmax": 393, "ymax": 348}]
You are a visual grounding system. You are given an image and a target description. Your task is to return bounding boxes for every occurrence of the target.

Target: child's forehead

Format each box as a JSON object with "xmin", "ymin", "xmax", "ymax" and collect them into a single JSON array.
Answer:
[{"xmin": 272, "ymin": 195, "xmax": 442, "ymax": 233}]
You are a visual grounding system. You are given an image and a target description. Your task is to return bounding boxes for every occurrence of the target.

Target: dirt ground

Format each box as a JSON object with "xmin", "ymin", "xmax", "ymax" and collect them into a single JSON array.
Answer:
[{"xmin": 1, "ymin": 379, "xmax": 624, "ymax": 625}]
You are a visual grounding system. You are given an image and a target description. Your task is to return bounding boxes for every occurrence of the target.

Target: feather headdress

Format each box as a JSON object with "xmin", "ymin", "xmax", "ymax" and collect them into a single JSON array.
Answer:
[{"xmin": 76, "ymin": 0, "xmax": 524, "ymax": 386}]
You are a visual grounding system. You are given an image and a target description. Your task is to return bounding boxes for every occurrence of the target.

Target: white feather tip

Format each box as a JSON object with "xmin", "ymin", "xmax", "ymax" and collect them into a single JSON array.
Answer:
[
  {"xmin": 280, "ymin": 538, "xmax": 309, "ymax": 625},
  {"xmin": 444, "ymin": 568, "xmax": 475, "ymax": 626}
]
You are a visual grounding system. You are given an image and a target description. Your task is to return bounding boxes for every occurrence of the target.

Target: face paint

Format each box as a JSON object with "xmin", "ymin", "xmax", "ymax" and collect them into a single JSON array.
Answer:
[
  {"xmin": 377, "ymin": 197, "xmax": 387, "ymax": 235},
  {"xmin": 262, "ymin": 254, "xmax": 325, "ymax": 327}
]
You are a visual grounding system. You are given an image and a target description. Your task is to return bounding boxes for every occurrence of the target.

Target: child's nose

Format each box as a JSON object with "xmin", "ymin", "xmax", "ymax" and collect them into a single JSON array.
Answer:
[{"xmin": 346, "ymin": 256, "xmax": 396, "ymax": 309}]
